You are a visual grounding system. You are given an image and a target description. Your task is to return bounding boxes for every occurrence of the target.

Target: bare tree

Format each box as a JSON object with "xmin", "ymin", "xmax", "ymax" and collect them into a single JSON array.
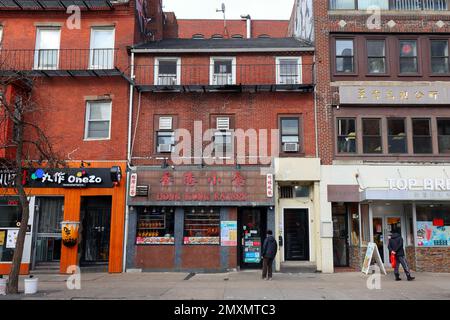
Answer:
[{"xmin": 0, "ymin": 72, "xmax": 65, "ymax": 294}]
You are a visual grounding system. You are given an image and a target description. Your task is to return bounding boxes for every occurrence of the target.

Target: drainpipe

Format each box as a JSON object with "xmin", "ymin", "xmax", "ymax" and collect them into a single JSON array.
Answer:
[
  {"xmin": 313, "ymin": 55, "xmax": 318, "ymax": 159},
  {"xmin": 240, "ymin": 14, "xmax": 251, "ymax": 38},
  {"xmin": 123, "ymin": 50, "xmax": 135, "ymax": 273}
]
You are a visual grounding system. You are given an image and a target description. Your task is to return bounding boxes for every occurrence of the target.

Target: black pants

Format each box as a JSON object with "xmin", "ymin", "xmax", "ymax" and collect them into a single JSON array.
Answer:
[
  {"xmin": 394, "ymin": 255, "xmax": 411, "ymax": 276},
  {"xmin": 262, "ymin": 257, "xmax": 274, "ymax": 279}
]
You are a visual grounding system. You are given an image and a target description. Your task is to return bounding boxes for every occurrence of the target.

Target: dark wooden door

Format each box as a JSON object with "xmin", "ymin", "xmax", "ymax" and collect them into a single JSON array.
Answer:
[{"xmin": 284, "ymin": 209, "xmax": 309, "ymax": 261}]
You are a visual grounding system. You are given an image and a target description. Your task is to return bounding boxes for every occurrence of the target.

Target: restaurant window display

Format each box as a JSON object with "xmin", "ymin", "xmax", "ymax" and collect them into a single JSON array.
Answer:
[
  {"xmin": 348, "ymin": 203, "xmax": 360, "ymax": 246},
  {"xmin": 184, "ymin": 207, "xmax": 220, "ymax": 245},
  {"xmin": 0, "ymin": 197, "xmax": 21, "ymax": 262},
  {"xmin": 416, "ymin": 204, "xmax": 450, "ymax": 247},
  {"xmin": 136, "ymin": 207, "xmax": 175, "ymax": 245}
]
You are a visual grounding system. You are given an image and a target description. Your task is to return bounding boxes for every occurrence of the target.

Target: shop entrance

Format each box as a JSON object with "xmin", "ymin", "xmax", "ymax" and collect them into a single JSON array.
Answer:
[
  {"xmin": 238, "ymin": 208, "xmax": 267, "ymax": 269},
  {"xmin": 332, "ymin": 203, "xmax": 349, "ymax": 267},
  {"xmin": 79, "ymin": 196, "xmax": 111, "ymax": 266},
  {"xmin": 32, "ymin": 197, "xmax": 64, "ymax": 270},
  {"xmin": 284, "ymin": 209, "xmax": 309, "ymax": 261},
  {"xmin": 373, "ymin": 216, "xmax": 404, "ymax": 264}
]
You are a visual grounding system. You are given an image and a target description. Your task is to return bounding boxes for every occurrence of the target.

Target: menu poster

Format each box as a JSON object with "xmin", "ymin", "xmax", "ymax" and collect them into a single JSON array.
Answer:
[
  {"xmin": 0, "ymin": 230, "xmax": 5, "ymax": 246},
  {"xmin": 6, "ymin": 230, "xmax": 19, "ymax": 249},
  {"xmin": 244, "ymin": 237, "xmax": 261, "ymax": 264},
  {"xmin": 417, "ymin": 221, "xmax": 449, "ymax": 247},
  {"xmin": 220, "ymin": 221, "xmax": 237, "ymax": 246}
]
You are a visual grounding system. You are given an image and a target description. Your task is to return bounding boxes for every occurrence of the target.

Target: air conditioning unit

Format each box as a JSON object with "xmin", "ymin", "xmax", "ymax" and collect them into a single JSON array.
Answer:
[
  {"xmin": 283, "ymin": 142, "xmax": 299, "ymax": 152},
  {"xmin": 157, "ymin": 144, "xmax": 173, "ymax": 153}
]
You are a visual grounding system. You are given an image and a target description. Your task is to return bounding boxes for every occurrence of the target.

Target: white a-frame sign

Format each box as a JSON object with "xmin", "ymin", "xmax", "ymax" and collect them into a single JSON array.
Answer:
[{"xmin": 362, "ymin": 242, "xmax": 387, "ymax": 275}]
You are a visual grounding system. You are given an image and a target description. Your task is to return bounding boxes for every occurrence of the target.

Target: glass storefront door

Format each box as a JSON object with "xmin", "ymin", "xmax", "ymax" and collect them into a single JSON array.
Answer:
[
  {"xmin": 372, "ymin": 214, "xmax": 404, "ymax": 265},
  {"xmin": 238, "ymin": 208, "xmax": 267, "ymax": 269}
]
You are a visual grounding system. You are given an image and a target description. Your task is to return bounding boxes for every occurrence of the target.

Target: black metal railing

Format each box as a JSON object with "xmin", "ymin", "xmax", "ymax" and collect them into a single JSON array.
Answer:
[
  {"xmin": 134, "ymin": 63, "xmax": 314, "ymax": 87},
  {"xmin": 0, "ymin": 48, "xmax": 120, "ymax": 72},
  {"xmin": 329, "ymin": 0, "xmax": 448, "ymax": 10}
]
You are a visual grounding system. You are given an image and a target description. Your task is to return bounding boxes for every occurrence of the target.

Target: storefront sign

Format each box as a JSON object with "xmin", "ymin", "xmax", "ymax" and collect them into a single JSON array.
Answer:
[
  {"xmin": 266, "ymin": 174, "xmax": 273, "ymax": 198},
  {"xmin": 26, "ymin": 168, "xmax": 115, "ymax": 188},
  {"xmin": 129, "ymin": 173, "xmax": 138, "ymax": 197},
  {"xmin": 129, "ymin": 169, "xmax": 273, "ymax": 205},
  {"xmin": 0, "ymin": 171, "xmax": 17, "ymax": 187},
  {"xmin": 339, "ymin": 85, "xmax": 449, "ymax": 105},
  {"xmin": 136, "ymin": 237, "xmax": 175, "ymax": 245},
  {"xmin": 388, "ymin": 178, "xmax": 450, "ymax": 191},
  {"xmin": 183, "ymin": 236, "xmax": 220, "ymax": 245},
  {"xmin": 220, "ymin": 221, "xmax": 237, "ymax": 246}
]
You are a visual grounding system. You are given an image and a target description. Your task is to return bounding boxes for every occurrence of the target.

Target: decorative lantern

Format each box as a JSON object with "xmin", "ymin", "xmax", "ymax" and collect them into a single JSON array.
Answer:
[{"xmin": 61, "ymin": 221, "xmax": 80, "ymax": 247}]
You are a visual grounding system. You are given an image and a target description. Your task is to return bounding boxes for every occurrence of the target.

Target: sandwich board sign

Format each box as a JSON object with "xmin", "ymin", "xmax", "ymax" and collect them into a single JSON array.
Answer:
[{"xmin": 362, "ymin": 242, "xmax": 387, "ymax": 275}]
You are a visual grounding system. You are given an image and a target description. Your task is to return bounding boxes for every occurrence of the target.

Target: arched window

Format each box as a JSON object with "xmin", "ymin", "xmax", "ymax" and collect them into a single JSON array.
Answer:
[
  {"xmin": 258, "ymin": 34, "xmax": 270, "ymax": 38},
  {"xmin": 192, "ymin": 34, "xmax": 205, "ymax": 39},
  {"xmin": 231, "ymin": 34, "xmax": 243, "ymax": 39},
  {"xmin": 211, "ymin": 34, "xmax": 223, "ymax": 39}
]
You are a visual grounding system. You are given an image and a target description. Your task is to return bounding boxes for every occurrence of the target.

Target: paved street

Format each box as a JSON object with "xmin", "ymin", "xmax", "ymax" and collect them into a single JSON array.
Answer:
[{"xmin": 1, "ymin": 271, "xmax": 449, "ymax": 300}]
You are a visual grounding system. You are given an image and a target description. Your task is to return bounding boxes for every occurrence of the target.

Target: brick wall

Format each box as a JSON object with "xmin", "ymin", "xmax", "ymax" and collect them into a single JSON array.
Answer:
[
  {"xmin": 415, "ymin": 247, "xmax": 450, "ymax": 272},
  {"xmin": 177, "ymin": 19, "xmax": 289, "ymax": 39},
  {"xmin": 348, "ymin": 245, "xmax": 361, "ymax": 269},
  {"xmin": 406, "ymin": 246, "xmax": 416, "ymax": 271}
]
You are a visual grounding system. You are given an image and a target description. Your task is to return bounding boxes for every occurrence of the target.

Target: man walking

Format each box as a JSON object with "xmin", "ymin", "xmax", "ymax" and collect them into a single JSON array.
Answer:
[
  {"xmin": 388, "ymin": 229, "xmax": 415, "ymax": 281},
  {"xmin": 261, "ymin": 230, "xmax": 277, "ymax": 280}
]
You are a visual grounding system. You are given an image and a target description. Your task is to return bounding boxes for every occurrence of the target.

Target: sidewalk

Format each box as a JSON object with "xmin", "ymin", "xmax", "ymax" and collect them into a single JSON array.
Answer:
[{"xmin": 1, "ymin": 271, "xmax": 449, "ymax": 300}]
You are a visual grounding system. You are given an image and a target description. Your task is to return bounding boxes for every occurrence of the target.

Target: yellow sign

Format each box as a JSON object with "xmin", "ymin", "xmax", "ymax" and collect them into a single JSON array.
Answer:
[{"xmin": 0, "ymin": 231, "xmax": 5, "ymax": 246}]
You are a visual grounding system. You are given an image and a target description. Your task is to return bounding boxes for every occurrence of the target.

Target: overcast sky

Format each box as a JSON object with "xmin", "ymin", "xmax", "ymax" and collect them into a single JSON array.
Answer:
[{"xmin": 162, "ymin": 0, "xmax": 294, "ymax": 20}]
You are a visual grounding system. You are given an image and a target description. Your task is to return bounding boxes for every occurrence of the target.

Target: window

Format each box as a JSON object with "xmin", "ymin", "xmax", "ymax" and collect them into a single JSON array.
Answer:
[
  {"xmin": 294, "ymin": 185, "xmax": 310, "ymax": 198},
  {"xmin": 258, "ymin": 34, "xmax": 270, "ymax": 38},
  {"xmin": 438, "ymin": 118, "xmax": 450, "ymax": 153},
  {"xmin": 90, "ymin": 27, "xmax": 115, "ymax": 69},
  {"xmin": 412, "ymin": 118, "xmax": 432, "ymax": 154},
  {"xmin": 348, "ymin": 203, "xmax": 360, "ymax": 246},
  {"xmin": 184, "ymin": 207, "xmax": 220, "ymax": 245},
  {"xmin": 399, "ymin": 40, "xmax": 418, "ymax": 73},
  {"xmin": 362, "ymin": 119, "xmax": 382, "ymax": 153},
  {"xmin": 329, "ymin": 0, "xmax": 356, "ymax": 9},
  {"xmin": 154, "ymin": 58, "xmax": 180, "ymax": 85},
  {"xmin": 192, "ymin": 34, "xmax": 204, "ymax": 39},
  {"xmin": 156, "ymin": 116, "xmax": 175, "ymax": 153},
  {"xmin": 431, "ymin": 40, "xmax": 449, "ymax": 74},
  {"xmin": 337, "ymin": 118, "xmax": 356, "ymax": 153},
  {"xmin": 211, "ymin": 34, "xmax": 223, "ymax": 39},
  {"xmin": 136, "ymin": 207, "xmax": 175, "ymax": 245},
  {"xmin": 0, "ymin": 197, "xmax": 20, "ymax": 262},
  {"xmin": 0, "ymin": 26, "xmax": 3, "ymax": 48},
  {"xmin": 210, "ymin": 57, "xmax": 236, "ymax": 85},
  {"xmin": 280, "ymin": 117, "xmax": 300, "ymax": 153},
  {"xmin": 387, "ymin": 118, "xmax": 407, "ymax": 153},
  {"xmin": 85, "ymin": 101, "xmax": 112, "ymax": 140},
  {"xmin": 34, "ymin": 27, "xmax": 60, "ymax": 70},
  {"xmin": 214, "ymin": 116, "xmax": 233, "ymax": 157},
  {"xmin": 357, "ymin": 0, "xmax": 388, "ymax": 9},
  {"xmin": 367, "ymin": 40, "xmax": 386, "ymax": 74},
  {"xmin": 335, "ymin": 39, "xmax": 354, "ymax": 73},
  {"xmin": 416, "ymin": 204, "xmax": 450, "ymax": 247},
  {"xmin": 276, "ymin": 57, "xmax": 302, "ymax": 84},
  {"xmin": 231, "ymin": 34, "xmax": 243, "ymax": 39}
]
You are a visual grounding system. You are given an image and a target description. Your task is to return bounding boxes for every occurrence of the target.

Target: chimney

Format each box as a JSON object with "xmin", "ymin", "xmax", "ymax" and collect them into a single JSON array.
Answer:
[{"xmin": 240, "ymin": 14, "xmax": 251, "ymax": 38}]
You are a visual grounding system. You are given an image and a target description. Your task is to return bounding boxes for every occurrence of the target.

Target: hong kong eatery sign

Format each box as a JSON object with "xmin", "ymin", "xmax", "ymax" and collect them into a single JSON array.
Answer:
[
  {"xmin": 339, "ymin": 85, "xmax": 449, "ymax": 105},
  {"xmin": 129, "ymin": 169, "xmax": 274, "ymax": 205}
]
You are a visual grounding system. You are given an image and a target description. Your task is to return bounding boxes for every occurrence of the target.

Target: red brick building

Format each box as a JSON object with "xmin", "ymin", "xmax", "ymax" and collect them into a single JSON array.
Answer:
[
  {"xmin": 290, "ymin": 0, "xmax": 450, "ymax": 273},
  {"xmin": 125, "ymin": 23, "xmax": 316, "ymax": 271},
  {"xmin": 0, "ymin": 0, "xmax": 149, "ymax": 275}
]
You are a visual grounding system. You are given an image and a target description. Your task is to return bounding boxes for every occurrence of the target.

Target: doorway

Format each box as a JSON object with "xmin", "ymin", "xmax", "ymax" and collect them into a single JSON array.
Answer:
[
  {"xmin": 79, "ymin": 196, "xmax": 111, "ymax": 266},
  {"xmin": 238, "ymin": 207, "xmax": 267, "ymax": 269},
  {"xmin": 372, "ymin": 213, "xmax": 404, "ymax": 265},
  {"xmin": 283, "ymin": 209, "xmax": 309, "ymax": 261},
  {"xmin": 332, "ymin": 203, "xmax": 349, "ymax": 267},
  {"xmin": 32, "ymin": 197, "xmax": 64, "ymax": 270}
]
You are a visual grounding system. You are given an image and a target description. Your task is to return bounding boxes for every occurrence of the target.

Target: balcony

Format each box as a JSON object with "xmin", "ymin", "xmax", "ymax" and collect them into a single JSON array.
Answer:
[
  {"xmin": 0, "ymin": 48, "xmax": 123, "ymax": 77},
  {"xmin": 329, "ymin": 0, "xmax": 448, "ymax": 11},
  {"xmin": 133, "ymin": 63, "xmax": 314, "ymax": 93}
]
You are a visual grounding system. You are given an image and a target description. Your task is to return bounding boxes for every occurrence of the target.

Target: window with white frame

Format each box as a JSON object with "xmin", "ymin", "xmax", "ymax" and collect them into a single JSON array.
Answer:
[
  {"xmin": 34, "ymin": 27, "xmax": 61, "ymax": 70},
  {"xmin": 154, "ymin": 58, "xmax": 181, "ymax": 85},
  {"xmin": 276, "ymin": 57, "xmax": 302, "ymax": 84},
  {"xmin": 85, "ymin": 101, "xmax": 112, "ymax": 140},
  {"xmin": 156, "ymin": 116, "xmax": 175, "ymax": 153},
  {"xmin": 214, "ymin": 116, "xmax": 233, "ymax": 157},
  {"xmin": 210, "ymin": 57, "xmax": 236, "ymax": 85},
  {"xmin": 0, "ymin": 26, "xmax": 3, "ymax": 48},
  {"xmin": 90, "ymin": 27, "xmax": 115, "ymax": 70}
]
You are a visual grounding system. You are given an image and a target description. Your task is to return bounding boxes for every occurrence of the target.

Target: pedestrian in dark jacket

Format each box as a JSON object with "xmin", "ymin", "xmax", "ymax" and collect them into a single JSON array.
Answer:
[
  {"xmin": 261, "ymin": 230, "xmax": 277, "ymax": 280},
  {"xmin": 388, "ymin": 230, "xmax": 415, "ymax": 281}
]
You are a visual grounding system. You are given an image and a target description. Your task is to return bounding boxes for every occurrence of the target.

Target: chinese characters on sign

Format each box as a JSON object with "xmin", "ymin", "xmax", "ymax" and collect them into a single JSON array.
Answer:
[
  {"xmin": 266, "ymin": 174, "xmax": 274, "ymax": 198},
  {"xmin": 340, "ymin": 86, "xmax": 450, "ymax": 105},
  {"xmin": 129, "ymin": 173, "xmax": 137, "ymax": 197}
]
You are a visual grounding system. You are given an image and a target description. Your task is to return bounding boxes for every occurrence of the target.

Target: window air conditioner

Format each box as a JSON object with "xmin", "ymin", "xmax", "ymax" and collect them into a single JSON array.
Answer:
[
  {"xmin": 157, "ymin": 144, "xmax": 173, "ymax": 153},
  {"xmin": 283, "ymin": 142, "xmax": 299, "ymax": 152}
]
